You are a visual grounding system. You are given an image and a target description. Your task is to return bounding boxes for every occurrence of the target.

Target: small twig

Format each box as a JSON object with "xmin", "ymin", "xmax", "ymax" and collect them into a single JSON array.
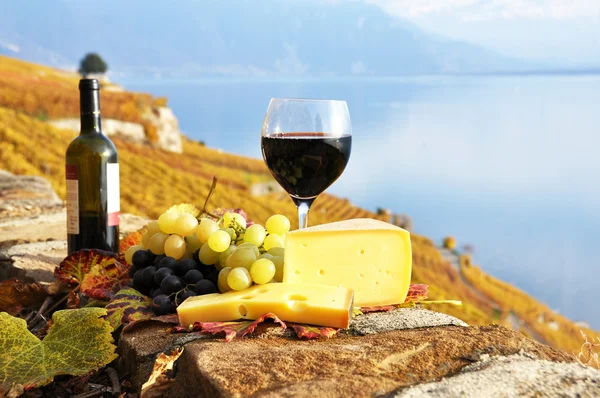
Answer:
[
  {"xmin": 73, "ymin": 386, "xmax": 111, "ymax": 398},
  {"xmin": 27, "ymin": 295, "xmax": 54, "ymax": 328},
  {"xmin": 24, "ymin": 310, "xmax": 36, "ymax": 323},
  {"xmin": 201, "ymin": 176, "xmax": 219, "ymax": 219},
  {"xmin": 44, "ymin": 285, "xmax": 81, "ymax": 317},
  {"xmin": 105, "ymin": 367, "xmax": 121, "ymax": 395}
]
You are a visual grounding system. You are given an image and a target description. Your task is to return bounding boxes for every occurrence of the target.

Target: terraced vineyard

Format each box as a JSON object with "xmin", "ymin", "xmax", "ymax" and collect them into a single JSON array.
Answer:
[{"xmin": 0, "ymin": 54, "xmax": 597, "ymax": 355}]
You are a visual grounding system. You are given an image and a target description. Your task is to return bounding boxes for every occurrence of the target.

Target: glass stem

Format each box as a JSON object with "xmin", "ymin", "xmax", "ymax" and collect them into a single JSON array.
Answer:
[{"xmin": 293, "ymin": 197, "xmax": 316, "ymax": 229}]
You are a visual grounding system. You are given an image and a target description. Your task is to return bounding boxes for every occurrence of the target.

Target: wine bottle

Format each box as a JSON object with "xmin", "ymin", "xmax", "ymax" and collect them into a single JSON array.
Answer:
[{"xmin": 66, "ymin": 79, "xmax": 120, "ymax": 254}]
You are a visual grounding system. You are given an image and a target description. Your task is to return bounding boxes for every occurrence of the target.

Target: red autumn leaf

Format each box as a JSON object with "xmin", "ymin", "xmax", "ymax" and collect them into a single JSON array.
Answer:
[
  {"xmin": 173, "ymin": 313, "xmax": 286, "ymax": 342},
  {"xmin": 55, "ymin": 249, "xmax": 126, "ymax": 286},
  {"xmin": 406, "ymin": 284, "xmax": 429, "ymax": 302},
  {"xmin": 79, "ymin": 259, "xmax": 131, "ymax": 301},
  {"xmin": 288, "ymin": 323, "xmax": 339, "ymax": 339},
  {"xmin": 66, "ymin": 290, "xmax": 80, "ymax": 309},
  {"xmin": 105, "ymin": 288, "xmax": 154, "ymax": 330},
  {"xmin": 123, "ymin": 314, "xmax": 180, "ymax": 333},
  {"xmin": 119, "ymin": 229, "xmax": 145, "ymax": 254},
  {"xmin": 0, "ymin": 279, "xmax": 48, "ymax": 316},
  {"xmin": 359, "ymin": 305, "xmax": 397, "ymax": 313}
]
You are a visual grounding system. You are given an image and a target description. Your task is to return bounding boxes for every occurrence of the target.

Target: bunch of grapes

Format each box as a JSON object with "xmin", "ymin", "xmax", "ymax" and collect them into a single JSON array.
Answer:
[{"xmin": 124, "ymin": 210, "xmax": 291, "ymax": 314}]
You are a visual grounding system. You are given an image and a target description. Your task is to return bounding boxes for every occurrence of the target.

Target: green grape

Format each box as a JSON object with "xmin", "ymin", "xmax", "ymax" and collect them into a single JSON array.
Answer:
[
  {"xmin": 141, "ymin": 231, "xmax": 151, "ymax": 248},
  {"xmin": 208, "ymin": 230, "xmax": 231, "ymax": 252},
  {"xmin": 224, "ymin": 212, "xmax": 247, "ymax": 229},
  {"xmin": 164, "ymin": 234, "xmax": 186, "ymax": 260},
  {"xmin": 232, "ymin": 213, "xmax": 247, "ymax": 228},
  {"xmin": 263, "ymin": 234, "xmax": 284, "ymax": 251},
  {"xmin": 250, "ymin": 258, "xmax": 276, "ymax": 285},
  {"xmin": 227, "ymin": 267, "xmax": 253, "ymax": 291},
  {"xmin": 243, "ymin": 224, "xmax": 266, "ymax": 247},
  {"xmin": 221, "ymin": 227, "xmax": 236, "ymax": 241},
  {"xmin": 125, "ymin": 244, "xmax": 144, "ymax": 265},
  {"xmin": 259, "ymin": 253, "xmax": 274, "ymax": 260},
  {"xmin": 146, "ymin": 220, "xmax": 161, "ymax": 237},
  {"xmin": 217, "ymin": 267, "xmax": 233, "ymax": 293},
  {"xmin": 229, "ymin": 247, "xmax": 257, "ymax": 270},
  {"xmin": 225, "ymin": 253, "xmax": 235, "ymax": 268},
  {"xmin": 267, "ymin": 247, "xmax": 285, "ymax": 257},
  {"xmin": 196, "ymin": 218, "xmax": 219, "ymax": 243},
  {"xmin": 272, "ymin": 256, "xmax": 284, "ymax": 282},
  {"xmin": 266, "ymin": 214, "xmax": 291, "ymax": 236},
  {"xmin": 174, "ymin": 213, "xmax": 198, "ymax": 236},
  {"xmin": 219, "ymin": 246, "xmax": 237, "ymax": 268},
  {"xmin": 185, "ymin": 234, "xmax": 203, "ymax": 254},
  {"xmin": 238, "ymin": 242, "xmax": 260, "ymax": 259},
  {"xmin": 199, "ymin": 242, "xmax": 220, "ymax": 265},
  {"xmin": 222, "ymin": 212, "xmax": 235, "ymax": 226},
  {"xmin": 158, "ymin": 212, "xmax": 178, "ymax": 234},
  {"xmin": 149, "ymin": 232, "xmax": 169, "ymax": 255}
]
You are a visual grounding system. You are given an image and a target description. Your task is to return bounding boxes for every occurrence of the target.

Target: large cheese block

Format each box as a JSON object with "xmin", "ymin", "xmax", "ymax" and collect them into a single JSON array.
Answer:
[
  {"xmin": 283, "ymin": 218, "xmax": 412, "ymax": 307},
  {"xmin": 177, "ymin": 283, "xmax": 354, "ymax": 328}
]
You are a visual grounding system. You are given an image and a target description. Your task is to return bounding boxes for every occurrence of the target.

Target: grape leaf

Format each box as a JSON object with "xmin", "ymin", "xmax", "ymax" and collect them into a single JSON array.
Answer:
[
  {"xmin": 165, "ymin": 203, "xmax": 200, "ymax": 218},
  {"xmin": 54, "ymin": 249, "xmax": 125, "ymax": 286},
  {"xmin": 406, "ymin": 284, "xmax": 429, "ymax": 302},
  {"xmin": 0, "ymin": 279, "xmax": 48, "ymax": 316},
  {"xmin": 105, "ymin": 288, "xmax": 153, "ymax": 330},
  {"xmin": 0, "ymin": 308, "xmax": 117, "ymax": 390},
  {"xmin": 289, "ymin": 323, "xmax": 339, "ymax": 339},
  {"xmin": 361, "ymin": 284, "xmax": 430, "ymax": 313},
  {"xmin": 173, "ymin": 313, "xmax": 286, "ymax": 342},
  {"xmin": 79, "ymin": 258, "xmax": 131, "ymax": 301},
  {"xmin": 120, "ymin": 228, "xmax": 146, "ymax": 253}
]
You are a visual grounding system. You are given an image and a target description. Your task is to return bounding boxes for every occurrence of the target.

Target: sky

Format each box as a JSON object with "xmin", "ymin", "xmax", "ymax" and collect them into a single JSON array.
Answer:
[{"xmin": 329, "ymin": 0, "xmax": 600, "ymax": 66}]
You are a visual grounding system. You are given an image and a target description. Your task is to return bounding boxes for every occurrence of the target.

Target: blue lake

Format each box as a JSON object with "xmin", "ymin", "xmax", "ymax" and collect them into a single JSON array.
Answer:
[{"xmin": 122, "ymin": 75, "xmax": 600, "ymax": 329}]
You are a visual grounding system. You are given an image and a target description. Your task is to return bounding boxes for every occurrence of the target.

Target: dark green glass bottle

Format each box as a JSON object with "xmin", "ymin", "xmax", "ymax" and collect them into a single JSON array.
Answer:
[{"xmin": 66, "ymin": 79, "xmax": 120, "ymax": 254}]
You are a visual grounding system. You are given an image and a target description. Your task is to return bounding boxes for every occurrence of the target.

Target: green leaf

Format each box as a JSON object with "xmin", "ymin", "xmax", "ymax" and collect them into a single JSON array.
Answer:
[
  {"xmin": 105, "ymin": 288, "xmax": 153, "ymax": 330},
  {"xmin": 0, "ymin": 308, "xmax": 118, "ymax": 389}
]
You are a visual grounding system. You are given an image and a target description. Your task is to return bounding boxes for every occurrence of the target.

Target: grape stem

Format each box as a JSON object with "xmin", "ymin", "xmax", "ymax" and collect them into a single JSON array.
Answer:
[{"xmin": 201, "ymin": 176, "xmax": 219, "ymax": 219}]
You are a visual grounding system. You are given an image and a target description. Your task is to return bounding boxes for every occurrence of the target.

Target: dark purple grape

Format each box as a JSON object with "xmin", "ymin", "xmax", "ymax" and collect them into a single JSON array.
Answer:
[
  {"xmin": 192, "ymin": 249, "xmax": 201, "ymax": 264},
  {"xmin": 152, "ymin": 294, "xmax": 175, "ymax": 315},
  {"xmin": 175, "ymin": 259, "xmax": 197, "ymax": 276},
  {"xmin": 128, "ymin": 265, "xmax": 138, "ymax": 278},
  {"xmin": 204, "ymin": 267, "xmax": 219, "ymax": 285},
  {"xmin": 175, "ymin": 289, "xmax": 197, "ymax": 306},
  {"xmin": 161, "ymin": 275, "xmax": 185, "ymax": 295},
  {"xmin": 132, "ymin": 269, "xmax": 145, "ymax": 289},
  {"xmin": 151, "ymin": 288, "xmax": 165, "ymax": 298},
  {"xmin": 158, "ymin": 256, "xmax": 177, "ymax": 270},
  {"xmin": 141, "ymin": 266, "xmax": 157, "ymax": 287},
  {"xmin": 193, "ymin": 280, "xmax": 217, "ymax": 295},
  {"xmin": 153, "ymin": 254, "xmax": 166, "ymax": 267},
  {"xmin": 154, "ymin": 267, "xmax": 173, "ymax": 285},
  {"xmin": 132, "ymin": 250, "xmax": 152, "ymax": 269},
  {"xmin": 184, "ymin": 269, "xmax": 204, "ymax": 285}
]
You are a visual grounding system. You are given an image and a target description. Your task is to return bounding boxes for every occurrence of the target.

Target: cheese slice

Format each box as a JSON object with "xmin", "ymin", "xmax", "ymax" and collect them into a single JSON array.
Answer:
[
  {"xmin": 283, "ymin": 218, "xmax": 412, "ymax": 307},
  {"xmin": 177, "ymin": 283, "xmax": 354, "ymax": 328}
]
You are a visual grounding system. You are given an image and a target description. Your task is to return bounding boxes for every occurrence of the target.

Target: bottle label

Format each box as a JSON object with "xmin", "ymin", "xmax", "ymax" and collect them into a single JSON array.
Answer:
[
  {"xmin": 107, "ymin": 163, "xmax": 120, "ymax": 226},
  {"xmin": 66, "ymin": 165, "xmax": 79, "ymax": 235}
]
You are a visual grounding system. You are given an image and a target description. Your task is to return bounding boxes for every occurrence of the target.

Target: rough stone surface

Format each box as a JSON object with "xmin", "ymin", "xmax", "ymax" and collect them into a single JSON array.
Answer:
[
  {"xmin": 119, "ymin": 315, "xmax": 575, "ymax": 397},
  {"xmin": 395, "ymin": 352, "xmax": 600, "ymax": 398},
  {"xmin": 144, "ymin": 107, "xmax": 183, "ymax": 154},
  {"xmin": 50, "ymin": 118, "xmax": 146, "ymax": 143},
  {"xmin": 350, "ymin": 308, "xmax": 468, "ymax": 335},
  {"xmin": 0, "ymin": 240, "xmax": 66, "ymax": 283},
  {"xmin": 0, "ymin": 170, "xmax": 62, "ymax": 218}
]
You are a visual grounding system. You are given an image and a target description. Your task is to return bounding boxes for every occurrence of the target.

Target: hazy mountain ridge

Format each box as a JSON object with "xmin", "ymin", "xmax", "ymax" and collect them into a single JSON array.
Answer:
[{"xmin": 0, "ymin": 0, "xmax": 529, "ymax": 78}]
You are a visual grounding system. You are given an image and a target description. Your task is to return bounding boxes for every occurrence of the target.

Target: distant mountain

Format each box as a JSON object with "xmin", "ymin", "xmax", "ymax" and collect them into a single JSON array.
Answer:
[{"xmin": 0, "ymin": 0, "xmax": 528, "ymax": 77}]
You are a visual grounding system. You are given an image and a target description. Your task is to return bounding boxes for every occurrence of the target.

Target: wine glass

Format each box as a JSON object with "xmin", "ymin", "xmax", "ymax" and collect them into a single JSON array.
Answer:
[{"xmin": 261, "ymin": 98, "xmax": 352, "ymax": 229}]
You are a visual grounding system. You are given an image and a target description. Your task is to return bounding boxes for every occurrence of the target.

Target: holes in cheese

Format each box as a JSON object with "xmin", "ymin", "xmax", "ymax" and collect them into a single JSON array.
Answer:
[
  {"xmin": 176, "ymin": 283, "xmax": 354, "ymax": 328},
  {"xmin": 283, "ymin": 218, "xmax": 412, "ymax": 307}
]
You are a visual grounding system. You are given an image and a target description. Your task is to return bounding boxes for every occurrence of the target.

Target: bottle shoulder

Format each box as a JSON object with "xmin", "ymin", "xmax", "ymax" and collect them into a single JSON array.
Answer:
[{"xmin": 66, "ymin": 132, "xmax": 118, "ymax": 161}]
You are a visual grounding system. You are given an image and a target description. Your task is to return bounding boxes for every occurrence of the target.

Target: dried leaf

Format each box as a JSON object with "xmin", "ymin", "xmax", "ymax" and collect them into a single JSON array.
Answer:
[
  {"xmin": 174, "ymin": 313, "xmax": 286, "ymax": 342},
  {"xmin": 140, "ymin": 348, "xmax": 184, "ymax": 398},
  {"xmin": 165, "ymin": 203, "xmax": 200, "ymax": 218},
  {"xmin": 360, "ymin": 305, "xmax": 397, "ymax": 313},
  {"xmin": 55, "ymin": 249, "xmax": 125, "ymax": 286},
  {"xmin": 289, "ymin": 323, "xmax": 339, "ymax": 339},
  {"xmin": 79, "ymin": 258, "xmax": 131, "ymax": 301},
  {"xmin": 0, "ymin": 308, "xmax": 118, "ymax": 389},
  {"xmin": 66, "ymin": 290, "xmax": 81, "ymax": 309},
  {"xmin": 360, "ymin": 284, "xmax": 429, "ymax": 313},
  {"xmin": 0, "ymin": 279, "xmax": 48, "ymax": 315},
  {"xmin": 406, "ymin": 284, "xmax": 429, "ymax": 302},
  {"xmin": 120, "ymin": 228, "xmax": 146, "ymax": 253},
  {"xmin": 105, "ymin": 288, "xmax": 153, "ymax": 330}
]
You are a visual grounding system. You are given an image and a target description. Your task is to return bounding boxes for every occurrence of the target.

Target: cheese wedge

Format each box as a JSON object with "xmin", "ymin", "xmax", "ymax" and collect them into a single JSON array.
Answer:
[
  {"xmin": 283, "ymin": 218, "xmax": 412, "ymax": 307},
  {"xmin": 177, "ymin": 283, "xmax": 354, "ymax": 328}
]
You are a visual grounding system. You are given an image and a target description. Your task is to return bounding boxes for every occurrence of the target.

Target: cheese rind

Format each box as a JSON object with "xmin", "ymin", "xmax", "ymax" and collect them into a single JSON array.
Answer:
[
  {"xmin": 283, "ymin": 218, "xmax": 412, "ymax": 307},
  {"xmin": 177, "ymin": 283, "xmax": 354, "ymax": 328}
]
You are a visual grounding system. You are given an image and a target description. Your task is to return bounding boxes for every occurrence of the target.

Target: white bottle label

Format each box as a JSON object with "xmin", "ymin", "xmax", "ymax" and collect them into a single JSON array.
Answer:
[
  {"xmin": 107, "ymin": 163, "xmax": 120, "ymax": 226},
  {"xmin": 66, "ymin": 165, "xmax": 79, "ymax": 234}
]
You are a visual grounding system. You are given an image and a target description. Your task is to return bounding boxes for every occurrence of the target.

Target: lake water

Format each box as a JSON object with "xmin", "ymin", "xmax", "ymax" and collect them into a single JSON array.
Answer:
[{"xmin": 122, "ymin": 75, "xmax": 600, "ymax": 329}]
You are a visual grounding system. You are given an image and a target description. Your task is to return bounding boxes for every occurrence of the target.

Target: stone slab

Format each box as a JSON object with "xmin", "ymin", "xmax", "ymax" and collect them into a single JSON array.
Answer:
[{"xmin": 350, "ymin": 308, "xmax": 467, "ymax": 335}]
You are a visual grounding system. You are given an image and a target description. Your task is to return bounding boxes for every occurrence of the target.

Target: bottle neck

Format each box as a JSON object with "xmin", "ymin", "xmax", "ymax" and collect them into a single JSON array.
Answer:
[{"xmin": 80, "ymin": 88, "xmax": 102, "ymax": 134}]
